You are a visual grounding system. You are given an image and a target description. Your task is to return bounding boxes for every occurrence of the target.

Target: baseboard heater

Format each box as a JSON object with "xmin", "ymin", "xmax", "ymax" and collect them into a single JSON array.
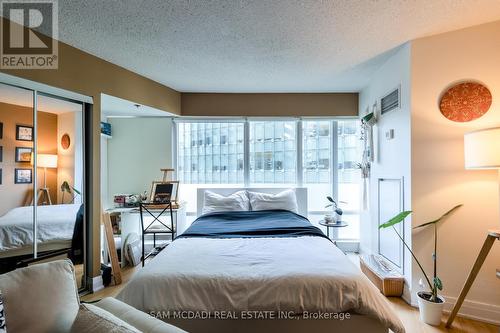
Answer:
[{"xmin": 360, "ymin": 254, "xmax": 404, "ymax": 297}]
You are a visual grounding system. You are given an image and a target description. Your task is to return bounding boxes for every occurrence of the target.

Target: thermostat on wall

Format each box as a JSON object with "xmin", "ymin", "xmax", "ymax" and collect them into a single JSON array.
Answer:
[{"xmin": 385, "ymin": 129, "xmax": 394, "ymax": 140}]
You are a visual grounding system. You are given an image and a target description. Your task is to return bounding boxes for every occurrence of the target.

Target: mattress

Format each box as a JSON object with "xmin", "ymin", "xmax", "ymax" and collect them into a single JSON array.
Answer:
[
  {"xmin": 117, "ymin": 211, "xmax": 405, "ymax": 333},
  {"xmin": 0, "ymin": 204, "xmax": 80, "ymax": 257}
]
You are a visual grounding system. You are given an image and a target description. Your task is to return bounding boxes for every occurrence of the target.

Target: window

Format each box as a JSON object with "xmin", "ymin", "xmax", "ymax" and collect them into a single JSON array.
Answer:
[
  {"xmin": 337, "ymin": 120, "xmax": 362, "ymax": 239},
  {"xmin": 177, "ymin": 122, "xmax": 245, "ymax": 212},
  {"xmin": 249, "ymin": 121, "xmax": 296, "ymax": 185},
  {"xmin": 177, "ymin": 122, "xmax": 244, "ymax": 184},
  {"xmin": 302, "ymin": 120, "xmax": 333, "ymax": 214},
  {"xmin": 175, "ymin": 118, "xmax": 362, "ymax": 241}
]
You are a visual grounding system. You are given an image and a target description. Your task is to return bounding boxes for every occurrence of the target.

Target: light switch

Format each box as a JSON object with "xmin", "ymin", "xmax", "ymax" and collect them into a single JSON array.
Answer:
[{"xmin": 386, "ymin": 129, "xmax": 394, "ymax": 140}]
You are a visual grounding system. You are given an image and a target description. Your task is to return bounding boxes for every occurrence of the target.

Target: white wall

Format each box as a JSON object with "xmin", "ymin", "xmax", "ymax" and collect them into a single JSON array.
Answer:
[
  {"xmin": 411, "ymin": 21, "xmax": 500, "ymax": 323},
  {"xmin": 57, "ymin": 111, "xmax": 83, "ymax": 204},
  {"xmin": 106, "ymin": 118, "xmax": 173, "ymax": 206},
  {"xmin": 100, "ymin": 114, "xmax": 109, "ymax": 209},
  {"xmin": 359, "ymin": 43, "xmax": 413, "ymax": 302}
]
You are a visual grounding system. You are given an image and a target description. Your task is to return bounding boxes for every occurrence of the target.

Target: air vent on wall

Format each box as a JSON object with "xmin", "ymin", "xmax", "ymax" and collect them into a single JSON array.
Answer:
[{"xmin": 380, "ymin": 87, "xmax": 400, "ymax": 115}]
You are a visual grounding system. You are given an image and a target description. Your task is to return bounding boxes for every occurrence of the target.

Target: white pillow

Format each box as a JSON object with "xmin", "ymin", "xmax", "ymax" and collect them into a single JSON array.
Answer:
[
  {"xmin": 202, "ymin": 190, "xmax": 250, "ymax": 214},
  {"xmin": 248, "ymin": 189, "xmax": 299, "ymax": 213}
]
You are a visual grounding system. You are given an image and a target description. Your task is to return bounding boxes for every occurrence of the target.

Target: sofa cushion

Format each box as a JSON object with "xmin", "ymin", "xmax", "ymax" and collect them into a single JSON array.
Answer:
[
  {"xmin": 94, "ymin": 297, "xmax": 187, "ymax": 333},
  {"xmin": 0, "ymin": 259, "xmax": 80, "ymax": 333},
  {"xmin": 71, "ymin": 303, "xmax": 140, "ymax": 333}
]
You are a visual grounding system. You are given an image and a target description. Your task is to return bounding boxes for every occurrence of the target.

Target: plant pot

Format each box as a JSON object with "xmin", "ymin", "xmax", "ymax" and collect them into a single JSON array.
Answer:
[
  {"xmin": 416, "ymin": 291, "xmax": 445, "ymax": 326},
  {"xmin": 335, "ymin": 213, "xmax": 342, "ymax": 222}
]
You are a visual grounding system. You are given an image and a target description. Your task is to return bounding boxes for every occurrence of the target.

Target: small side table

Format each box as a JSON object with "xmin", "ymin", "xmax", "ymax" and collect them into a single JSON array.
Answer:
[{"xmin": 319, "ymin": 220, "xmax": 348, "ymax": 244}]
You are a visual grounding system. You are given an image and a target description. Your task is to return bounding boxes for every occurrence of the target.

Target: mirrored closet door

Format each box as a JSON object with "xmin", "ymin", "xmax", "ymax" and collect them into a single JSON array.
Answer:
[{"xmin": 0, "ymin": 82, "xmax": 88, "ymax": 291}]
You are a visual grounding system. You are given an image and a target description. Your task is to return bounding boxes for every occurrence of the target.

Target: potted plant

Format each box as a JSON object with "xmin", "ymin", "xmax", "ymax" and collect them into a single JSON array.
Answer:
[
  {"xmin": 61, "ymin": 181, "xmax": 81, "ymax": 204},
  {"xmin": 379, "ymin": 204, "xmax": 462, "ymax": 325},
  {"xmin": 325, "ymin": 196, "xmax": 343, "ymax": 223}
]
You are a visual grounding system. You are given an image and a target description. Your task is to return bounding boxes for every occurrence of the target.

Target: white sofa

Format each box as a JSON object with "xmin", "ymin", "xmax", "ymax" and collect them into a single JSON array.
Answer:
[{"xmin": 0, "ymin": 259, "xmax": 186, "ymax": 333}]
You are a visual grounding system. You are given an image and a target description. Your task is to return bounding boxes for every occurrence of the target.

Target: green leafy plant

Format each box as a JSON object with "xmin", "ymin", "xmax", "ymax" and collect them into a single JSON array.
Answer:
[
  {"xmin": 325, "ymin": 196, "xmax": 343, "ymax": 216},
  {"xmin": 61, "ymin": 181, "xmax": 81, "ymax": 204},
  {"xmin": 379, "ymin": 204, "xmax": 462, "ymax": 303},
  {"xmin": 361, "ymin": 112, "xmax": 376, "ymax": 125}
]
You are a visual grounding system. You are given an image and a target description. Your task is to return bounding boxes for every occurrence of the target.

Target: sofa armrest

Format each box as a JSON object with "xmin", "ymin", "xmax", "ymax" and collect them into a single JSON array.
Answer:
[
  {"xmin": 0, "ymin": 259, "xmax": 80, "ymax": 333},
  {"xmin": 93, "ymin": 297, "xmax": 186, "ymax": 333}
]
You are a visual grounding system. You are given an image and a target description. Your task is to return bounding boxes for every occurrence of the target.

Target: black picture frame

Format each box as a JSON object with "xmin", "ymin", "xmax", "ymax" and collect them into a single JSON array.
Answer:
[
  {"xmin": 149, "ymin": 181, "xmax": 179, "ymax": 203},
  {"xmin": 15, "ymin": 168, "xmax": 32, "ymax": 184},
  {"xmin": 15, "ymin": 147, "xmax": 32, "ymax": 163},
  {"xmin": 0, "ymin": 169, "xmax": 2, "ymax": 185},
  {"xmin": 16, "ymin": 125, "xmax": 33, "ymax": 141},
  {"xmin": 0, "ymin": 146, "xmax": 2, "ymax": 162},
  {"xmin": 0, "ymin": 122, "xmax": 3, "ymax": 139}
]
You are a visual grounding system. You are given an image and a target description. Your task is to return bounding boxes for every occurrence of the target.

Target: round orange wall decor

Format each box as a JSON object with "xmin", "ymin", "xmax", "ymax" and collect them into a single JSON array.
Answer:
[
  {"xmin": 439, "ymin": 82, "xmax": 492, "ymax": 122},
  {"xmin": 61, "ymin": 133, "xmax": 71, "ymax": 150}
]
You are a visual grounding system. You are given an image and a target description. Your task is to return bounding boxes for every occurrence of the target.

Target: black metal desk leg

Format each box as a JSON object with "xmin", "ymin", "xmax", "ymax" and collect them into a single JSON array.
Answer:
[{"xmin": 140, "ymin": 205, "xmax": 145, "ymax": 267}]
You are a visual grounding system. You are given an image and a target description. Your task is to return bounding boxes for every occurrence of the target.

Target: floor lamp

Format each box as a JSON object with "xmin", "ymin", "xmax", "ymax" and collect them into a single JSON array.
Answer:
[
  {"xmin": 35, "ymin": 154, "xmax": 58, "ymax": 205},
  {"xmin": 446, "ymin": 127, "xmax": 500, "ymax": 328}
]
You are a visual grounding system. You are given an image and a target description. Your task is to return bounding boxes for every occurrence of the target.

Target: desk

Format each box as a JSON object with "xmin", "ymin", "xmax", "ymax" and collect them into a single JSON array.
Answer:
[{"xmin": 105, "ymin": 204, "xmax": 186, "ymax": 267}]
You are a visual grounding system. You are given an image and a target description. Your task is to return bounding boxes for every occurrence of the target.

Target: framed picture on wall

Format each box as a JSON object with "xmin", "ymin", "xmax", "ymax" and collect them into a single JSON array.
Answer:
[
  {"xmin": 0, "ymin": 122, "xmax": 3, "ymax": 139},
  {"xmin": 0, "ymin": 146, "xmax": 2, "ymax": 162},
  {"xmin": 15, "ymin": 147, "xmax": 32, "ymax": 163},
  {"xmin": 0, "ymin": 169, "xmax": 2, "ymax": 185},
  {"xmin": 15, "ymin": 168, "xmax": 32, "ymax": 184},
  {"xmin": 16, "ymin": 125, "xmax": 33, "ymax": 141}
]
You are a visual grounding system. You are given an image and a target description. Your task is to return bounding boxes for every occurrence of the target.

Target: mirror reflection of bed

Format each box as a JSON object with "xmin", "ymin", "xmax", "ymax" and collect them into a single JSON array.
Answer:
[{"xmin": 0, "ymin": 83, "xmax": 86, "ymax": 288}]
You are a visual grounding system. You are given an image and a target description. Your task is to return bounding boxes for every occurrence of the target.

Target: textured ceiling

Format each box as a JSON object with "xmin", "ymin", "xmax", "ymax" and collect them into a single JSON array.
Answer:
[{"xmin": 54, "ymin": 1, "xmax": 500, "ymax": 92}]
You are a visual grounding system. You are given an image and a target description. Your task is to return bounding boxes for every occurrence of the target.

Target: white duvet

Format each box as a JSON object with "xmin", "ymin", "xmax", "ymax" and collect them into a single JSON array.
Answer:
[
  {"xmin": 117, "ymin": 236, "xmax": 405, "ymax": 333},
  {"xmin": 0, "ymin": 204, "xmax": 80, "ymax": 252}
]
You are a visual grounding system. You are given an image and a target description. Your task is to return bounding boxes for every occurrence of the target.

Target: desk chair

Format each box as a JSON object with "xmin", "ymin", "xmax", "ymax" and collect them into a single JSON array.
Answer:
[{"xmin": 139, "ymin": 201, "xmax": 175, "ymax": 266}]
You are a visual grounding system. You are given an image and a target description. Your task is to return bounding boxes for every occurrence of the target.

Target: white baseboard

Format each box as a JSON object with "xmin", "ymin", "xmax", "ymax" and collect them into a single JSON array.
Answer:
[
  {"xmin": 441, "ymin": 295, "xmax": 500, "ymax": 326},
  {"xmin": 91, "ymin": 275, "xmax": 104, "ymax": 293},
  {"xmin": 409, "ymin": 295, "xmax": 500, "ymax": 326}
]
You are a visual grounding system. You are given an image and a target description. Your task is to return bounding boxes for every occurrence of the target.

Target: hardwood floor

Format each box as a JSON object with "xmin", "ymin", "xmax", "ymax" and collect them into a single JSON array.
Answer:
[{"xmin": 82, "ymin": 264, "xmax": 499, "ymax": 333}]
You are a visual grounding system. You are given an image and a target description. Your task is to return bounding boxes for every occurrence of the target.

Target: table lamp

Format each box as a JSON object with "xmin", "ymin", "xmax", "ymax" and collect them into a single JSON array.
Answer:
[
  {"xmin": 36, "ymin": 154, "xmax": 58, "ymax": 205},
  {"xmin": 446, "ymin": 127, "xmax": 500, "ymax": 327}
]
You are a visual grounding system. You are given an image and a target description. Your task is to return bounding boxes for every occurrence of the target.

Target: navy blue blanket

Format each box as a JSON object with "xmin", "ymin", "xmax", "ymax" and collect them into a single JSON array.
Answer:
[{"xmin": 178, "ymin": 210, "xmax": 329, "ymax": 240}]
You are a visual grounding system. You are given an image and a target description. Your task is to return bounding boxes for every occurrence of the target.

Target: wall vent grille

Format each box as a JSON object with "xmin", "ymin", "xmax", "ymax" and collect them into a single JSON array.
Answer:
[{"xmin": 381, "ymin": 88, "xmax": 400, "ymax": 115}]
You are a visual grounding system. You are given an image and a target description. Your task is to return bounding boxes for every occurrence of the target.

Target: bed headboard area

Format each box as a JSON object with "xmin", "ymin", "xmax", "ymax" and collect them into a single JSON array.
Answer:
[{"xmin": 196, "ymin": 187, "xmax": 308, "ymax": 217}]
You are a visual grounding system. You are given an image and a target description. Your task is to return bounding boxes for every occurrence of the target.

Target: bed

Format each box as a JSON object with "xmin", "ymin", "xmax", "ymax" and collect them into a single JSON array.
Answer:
[
  {"xmin": 0, "ymin": 204, "xmax": 81, "ymax": 259},
  {"xmin": 117, "ymin": 188, "xmax": 404, "ymax": 333}
]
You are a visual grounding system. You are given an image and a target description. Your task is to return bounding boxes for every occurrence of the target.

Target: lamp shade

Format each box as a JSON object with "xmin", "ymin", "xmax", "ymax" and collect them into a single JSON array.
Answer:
[
  {"xmin": 37, "ymin": 154, "xmax": 58, "ymax": 168},
  {"xmin": 464, "ymin": 127, "xmax": 500, "ymax": 169}
]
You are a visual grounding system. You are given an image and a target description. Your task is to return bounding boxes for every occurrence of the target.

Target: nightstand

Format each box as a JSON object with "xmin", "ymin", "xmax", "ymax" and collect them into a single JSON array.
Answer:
[{"xmin": 318, "ymin": 220, "xmax": 348, "ymax": 244}]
